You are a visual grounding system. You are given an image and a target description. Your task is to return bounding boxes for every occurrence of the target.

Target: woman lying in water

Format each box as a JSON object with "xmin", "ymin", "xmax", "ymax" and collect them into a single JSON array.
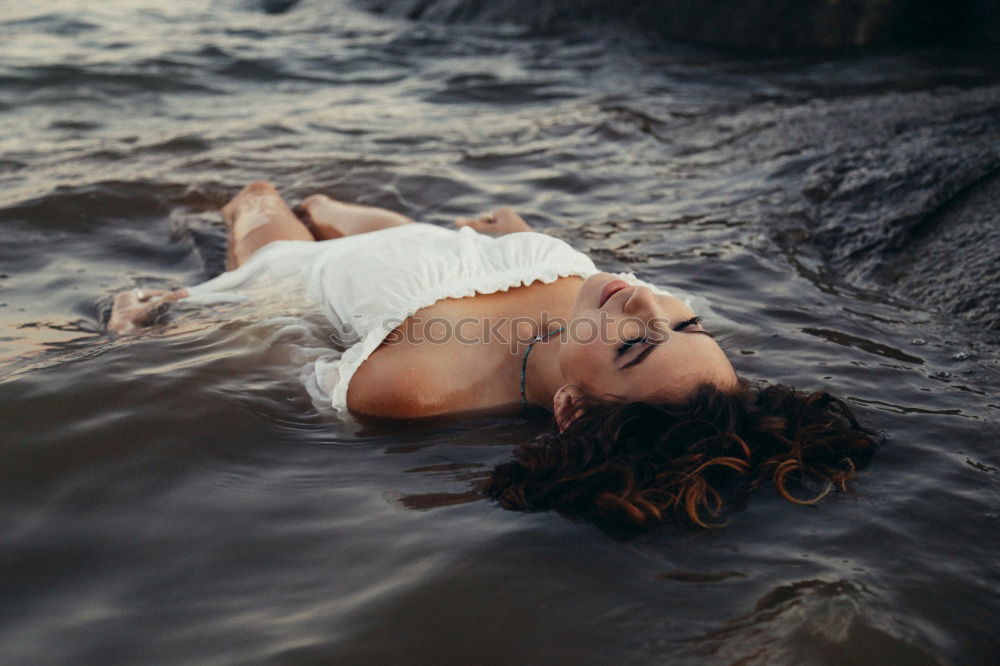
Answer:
[{"xmin": 109, "ymin": 181, "xmax": 878, "ymax": 530}]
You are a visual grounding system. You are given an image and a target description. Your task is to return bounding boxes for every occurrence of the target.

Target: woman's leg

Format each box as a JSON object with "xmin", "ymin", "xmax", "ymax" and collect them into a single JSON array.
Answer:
[
  {"xmin": 294, "ymin": 194, "xmax": 412, "ymax": 240},
  {"xmin": 223, "ymin": 181, "xmax": 314, "ymax": 269},
  {"xmin": 108, "ymin": 182, "xmax": 309, "ymax": 334}
]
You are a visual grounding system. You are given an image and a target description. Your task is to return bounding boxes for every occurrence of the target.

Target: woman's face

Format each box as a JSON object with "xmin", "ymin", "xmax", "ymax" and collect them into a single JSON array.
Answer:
[{"xmin": 559, "ymin": 273, "xmax": 737, "ymax": 403}]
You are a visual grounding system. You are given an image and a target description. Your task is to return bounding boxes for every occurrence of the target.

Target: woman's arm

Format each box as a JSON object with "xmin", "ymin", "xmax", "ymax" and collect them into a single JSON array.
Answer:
[{"xmin": 455, "ymin": 207, "xmax": 533, "ymax": 235}]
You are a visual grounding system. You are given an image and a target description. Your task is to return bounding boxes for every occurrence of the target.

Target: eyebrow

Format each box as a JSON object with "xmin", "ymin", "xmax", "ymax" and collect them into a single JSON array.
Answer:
[
  {"xmin": 619, "ymin": 330, "xmax": 715, "ymax": 371},
  {"xmin": 620, "ymin": 342, "xmax": 657, "ymax": 370}
]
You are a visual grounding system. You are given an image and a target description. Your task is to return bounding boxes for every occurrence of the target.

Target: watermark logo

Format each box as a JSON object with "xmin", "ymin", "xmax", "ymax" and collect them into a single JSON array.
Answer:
[{"xmin": 331, "ymin": 311, "xmax": 673, "ymax": 348}]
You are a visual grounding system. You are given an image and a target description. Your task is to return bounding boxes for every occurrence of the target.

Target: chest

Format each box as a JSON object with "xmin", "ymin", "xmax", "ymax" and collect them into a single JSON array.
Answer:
[
  {"xmin": 345, "ymin": 293, "xmax": 515, "ymax": 418},
  {"xmin": 344, "ymin": 279, "xmax": 580, "ymax": 419}
]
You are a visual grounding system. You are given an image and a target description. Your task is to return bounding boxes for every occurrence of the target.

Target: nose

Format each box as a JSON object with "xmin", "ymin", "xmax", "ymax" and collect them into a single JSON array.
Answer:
[
  {"xmin": 623, "ymin": 286, "xmax": 660, "ymax": 318},
  {"xmin": 621, "ymin": 287, "xmax": 665, "ymax": 338},
  {"xmin": 623, "ymin": 288, "xmax": 697, "ymax": 338}
]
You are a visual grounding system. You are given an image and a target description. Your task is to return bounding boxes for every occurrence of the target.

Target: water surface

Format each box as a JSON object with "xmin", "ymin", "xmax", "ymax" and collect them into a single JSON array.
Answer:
[{"xmin": 1, "ymin": 1, "xmax": 998, "ymax": 664}]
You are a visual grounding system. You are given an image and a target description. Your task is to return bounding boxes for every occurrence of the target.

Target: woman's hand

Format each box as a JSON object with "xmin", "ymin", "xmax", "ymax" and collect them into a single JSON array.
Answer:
[
  {"xmin": 107, "ymin": 287, "xmax": 188, "ymax": 335},
  {"xmin": 455, "ymin": 207, "xmax": 532, "ymax": 235}
]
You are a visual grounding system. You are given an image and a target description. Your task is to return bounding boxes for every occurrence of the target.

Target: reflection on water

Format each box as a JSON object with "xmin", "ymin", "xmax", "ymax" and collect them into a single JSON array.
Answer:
[
  {"xmin": 1, "ymin": 1, "xmax": 999, "ymax": 664},
  {"xmin": 800, "ymin": 327, "xmax": 925, "ymax": 364}
]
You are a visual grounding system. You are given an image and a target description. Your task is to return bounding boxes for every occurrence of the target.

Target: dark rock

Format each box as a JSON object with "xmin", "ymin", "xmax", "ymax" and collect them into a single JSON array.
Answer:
[
  {"xmin": 765, "ymin": 87, "xmax": 1000, "ymax": 331},
  {"xmin": 873, "ymin": 171, "xmax": 1000, "ymax": 330},
  {"xmin": 353, "ymin": 0, "xmax": 998, "ymax": 52},
  {"xmin": 621, "ymin": 80, "xmax": 1000, "ymax": 332},
  {"xmin": 967, "ymin": 0, "xmax": 1000, "ymax": 45}
]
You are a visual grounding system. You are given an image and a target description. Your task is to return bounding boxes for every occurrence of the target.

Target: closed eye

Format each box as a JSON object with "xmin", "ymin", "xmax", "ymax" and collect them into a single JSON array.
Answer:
[
  {"xmin": 617, "ymin": 337, "xmax": 646, "ymax": 356},
  {"xmin": 620, "ymin": 340, "xmax": 657, "ymax": 369},
  {"xmin": 673, "ymin": 316, "xmax": 703, "ymax": 331},
  {"xmin": 618, "ymin": 316, "xmax": 715, "ymax": 372},
  {"xmin": 674, "ymin": 315, "xmax": 714, "ymax": 338}
]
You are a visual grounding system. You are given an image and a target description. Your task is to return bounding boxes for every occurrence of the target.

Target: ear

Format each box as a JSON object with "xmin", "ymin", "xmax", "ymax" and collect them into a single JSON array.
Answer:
[{"xmin": 553, "ymin": 385, "xmax": 585, "ymax": 432}]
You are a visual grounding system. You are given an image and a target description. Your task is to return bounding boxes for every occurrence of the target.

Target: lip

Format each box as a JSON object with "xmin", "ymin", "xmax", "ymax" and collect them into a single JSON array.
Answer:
[{"xmin": 598, "ymin": 279, "xmax": 629, "ymax": 308}]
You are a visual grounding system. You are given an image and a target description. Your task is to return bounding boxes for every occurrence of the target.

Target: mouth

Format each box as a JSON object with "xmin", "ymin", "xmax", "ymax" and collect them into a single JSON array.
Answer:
[{"xmin": 598, "ymin": 278, "xmax": 629, "ymax": 308}]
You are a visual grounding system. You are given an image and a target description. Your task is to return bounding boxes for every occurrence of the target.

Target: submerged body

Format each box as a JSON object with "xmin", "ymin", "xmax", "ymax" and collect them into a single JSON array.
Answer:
[
  {"xmin": 120, "ymin": 183, "xmax": 736, "ymax": 421},
  {"xmin": 108, "ymin": 182, "xmax": 875, "ymax": 529},
  {"xmin": 185, "ymin": 222, "xmax": 696, "ymax": 418}
]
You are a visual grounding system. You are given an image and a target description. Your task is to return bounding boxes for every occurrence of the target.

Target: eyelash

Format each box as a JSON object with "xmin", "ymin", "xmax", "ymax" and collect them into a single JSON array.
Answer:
[
  {"xmin": 616, "ymin": 316, "xmax": 705, "ymax": 355},
  {"xmin": 616, "ymin": 337, "xmax": 646, "ymax": 356},
  {"xmin": 674, "ymin": 316, "xmax": 703, "ymax": 331}
]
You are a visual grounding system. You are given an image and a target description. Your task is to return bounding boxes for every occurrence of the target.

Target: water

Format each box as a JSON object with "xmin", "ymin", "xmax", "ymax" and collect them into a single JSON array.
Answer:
[{"xmin": 2, "ymin": 1, "xmax": 999, "ymax": 663}]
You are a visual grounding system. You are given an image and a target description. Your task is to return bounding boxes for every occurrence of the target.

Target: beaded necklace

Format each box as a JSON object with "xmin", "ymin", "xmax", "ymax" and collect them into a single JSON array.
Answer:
[{"xmin": 520, "ymin": 326, "xmax": 565, "ymax": 413}]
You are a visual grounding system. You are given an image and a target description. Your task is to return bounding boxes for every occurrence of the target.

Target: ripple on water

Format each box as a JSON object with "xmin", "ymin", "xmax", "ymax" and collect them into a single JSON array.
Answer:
[{"xmin": 1, "ymin": 3, "xmax": 999, "ymax": 665}]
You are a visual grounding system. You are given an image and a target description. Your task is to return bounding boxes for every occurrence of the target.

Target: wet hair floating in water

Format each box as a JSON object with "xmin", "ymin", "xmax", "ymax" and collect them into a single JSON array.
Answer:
[{"xmin": 485, "ymin": 381, "xmax": 879, "ymax": 530}]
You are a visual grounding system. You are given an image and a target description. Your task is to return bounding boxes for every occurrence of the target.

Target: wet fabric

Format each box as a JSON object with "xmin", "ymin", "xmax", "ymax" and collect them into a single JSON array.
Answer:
[{"xmin": 186, "ymin": 223, "xmax": 666, "ymax": 415}]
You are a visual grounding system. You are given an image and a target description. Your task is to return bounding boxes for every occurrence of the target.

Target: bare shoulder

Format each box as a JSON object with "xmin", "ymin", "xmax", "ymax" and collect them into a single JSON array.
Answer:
[{"xmin": 346, "ymin": 344, "xmax": 452, "ymax": 419}]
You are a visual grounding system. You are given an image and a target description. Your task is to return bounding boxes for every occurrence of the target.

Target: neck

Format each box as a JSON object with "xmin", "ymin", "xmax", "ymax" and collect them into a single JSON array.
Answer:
[
  {"xmin": 474, "ymin": 277, "xmax": 581, "ymax": 413},
  {"xmin": 521, "ymin": 328, "xmax": 565, "ymax": 411},
  {"xmin": 512, "ymin": 278, "xmax": 582, "ymax": 411}
]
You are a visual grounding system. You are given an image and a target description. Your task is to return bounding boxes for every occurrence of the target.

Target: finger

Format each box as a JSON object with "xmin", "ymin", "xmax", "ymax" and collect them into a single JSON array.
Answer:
[
  {"xmin": 455, "ymin": 216, "xmax": 472, "ymax": 228},
  {"xmin": 135, "ymin": 302, "xmax": 169, "ymax": 326}
]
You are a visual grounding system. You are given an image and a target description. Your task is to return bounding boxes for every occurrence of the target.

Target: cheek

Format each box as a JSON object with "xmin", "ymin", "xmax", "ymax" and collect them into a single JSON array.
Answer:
[
  {"xmin": 618, "ymin": 318, "xmax": 645, "ymax": 342},
  {"xmin": 559, "ymin": 342, "xmax": 612, "ymax": 390}
]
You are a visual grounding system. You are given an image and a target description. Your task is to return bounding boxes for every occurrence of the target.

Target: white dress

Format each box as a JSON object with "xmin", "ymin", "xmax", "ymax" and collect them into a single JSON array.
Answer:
[{"xmin": 185, "ymin": 223, "xmax": 668, "ymax": 416}]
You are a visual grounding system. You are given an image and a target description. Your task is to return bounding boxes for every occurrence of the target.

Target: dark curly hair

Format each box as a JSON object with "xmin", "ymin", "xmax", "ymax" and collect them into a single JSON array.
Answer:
[{"xmin": 485, "ymin": 381, "xmax": 879, "ymax": 530}]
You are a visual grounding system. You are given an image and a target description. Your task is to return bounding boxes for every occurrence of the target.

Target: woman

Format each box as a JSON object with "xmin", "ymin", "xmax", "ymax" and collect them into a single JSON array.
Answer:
[{"xmin": 110, "ymin": 182, "xmax": 878, "ymax": 529}]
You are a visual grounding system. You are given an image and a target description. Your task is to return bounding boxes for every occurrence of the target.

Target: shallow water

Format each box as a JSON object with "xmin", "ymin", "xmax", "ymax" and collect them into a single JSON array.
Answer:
[{"xmin": 2, "ymin": 1, "xmax": 999, "ymax": 664}]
